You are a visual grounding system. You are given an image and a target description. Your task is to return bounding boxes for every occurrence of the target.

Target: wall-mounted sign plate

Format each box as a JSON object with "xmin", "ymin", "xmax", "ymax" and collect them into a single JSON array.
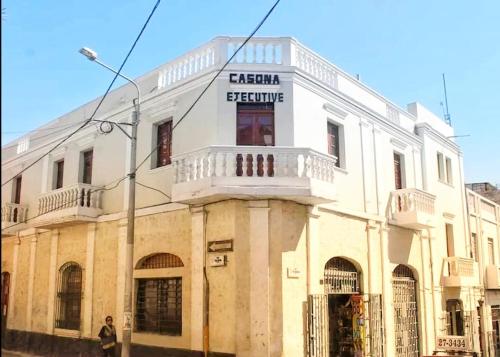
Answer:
[
  {"xmin": 287, "ymin": 267, "xmax": 301, "ymax": 279},
  {"xmin": 207, "ymin": 239, "xmax": 233, "ymax": 253},
  {"xmin": 209, "ymin": 255, "xmax": 227, "ymax": 267}
]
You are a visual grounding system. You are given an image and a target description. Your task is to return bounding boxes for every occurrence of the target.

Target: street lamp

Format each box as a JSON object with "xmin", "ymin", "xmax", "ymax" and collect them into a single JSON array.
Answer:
[{"xmin": 80, "ymin": 47, "xmax": 139, "ymax": 357}]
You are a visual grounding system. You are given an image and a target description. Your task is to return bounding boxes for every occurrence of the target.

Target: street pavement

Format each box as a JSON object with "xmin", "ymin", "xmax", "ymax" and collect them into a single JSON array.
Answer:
[{"xmin": 2, "ymin": 350, "xmax": 40, "ymax": 357}]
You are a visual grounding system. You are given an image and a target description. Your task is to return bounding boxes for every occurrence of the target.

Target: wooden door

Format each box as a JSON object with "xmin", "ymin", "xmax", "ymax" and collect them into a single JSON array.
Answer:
[{"xmin": 394, "ymin": 153, "xmax": 403, "ymax": 190}]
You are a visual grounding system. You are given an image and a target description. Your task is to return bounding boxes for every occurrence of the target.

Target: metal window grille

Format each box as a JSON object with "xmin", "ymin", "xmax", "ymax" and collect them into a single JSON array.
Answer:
[
  {"xmin": 306, "ymin": 294, "xmax": 329, "ymax": 357},
  {"xmin": 55, "ymin": 263, "xmax": 82, "ymax": 330},
  {"xmin": 135, "ymin": 278, "xmax": 182, "ymax": 335},
  {"xmin": 138, "ymin": 253, "xmax": 184, "ymax": 269},
  {"xmin": 324, "ymin": 257, "xmax": 359, "ymax": 294},
  {"xmin": 392, "ymin": 265, "xmax": 419, "ymax": 357}
]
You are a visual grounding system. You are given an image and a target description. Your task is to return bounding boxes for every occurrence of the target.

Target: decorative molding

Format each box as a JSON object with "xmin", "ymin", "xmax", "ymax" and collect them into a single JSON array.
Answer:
[
  {"xmin": 390, "ymin": 137, "xmax": 408, "ymax": 151},
  {"xmin": 323, "ymin": 103, "xmax": 348, "ymax": 120},
  {"xmin": 76, "ymin": 132, "xmax": 98, "ymax": 149},
  {"xmin": 143, "ymin": 100, "xmax": 177, "ymax": 122},
  {"xmin": 443, "ymin": 212, "xmax": 456, "ymax": 220}
]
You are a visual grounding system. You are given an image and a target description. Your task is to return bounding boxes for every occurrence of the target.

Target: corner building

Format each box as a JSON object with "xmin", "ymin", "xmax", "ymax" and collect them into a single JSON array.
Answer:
[{"xmin": 1, "ymin": 37, "xmax": 485, "ymax": 356}]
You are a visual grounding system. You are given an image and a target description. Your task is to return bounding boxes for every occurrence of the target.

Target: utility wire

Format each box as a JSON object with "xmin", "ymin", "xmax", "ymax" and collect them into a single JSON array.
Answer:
[
  {"xmin": 1, "ymin": 0, "xmax": 161, "ymax": 187},
  {"xmin": 3, "ymin": 0, "xmax": 281, "ymax": 233},
  {"xmin": 1, "ymin": 120, "xmax": 90, "ymax": 135},
  {"xmin": 1, "ymin": 120, "xmax": 89, "ymax": 151},
  {"xmin": 136, "ymin": 181, "xmax": 171, "ymax": 199},
  {"xmin": 135, "ymin": 0, "xmax": 281, "ymax": 172}
]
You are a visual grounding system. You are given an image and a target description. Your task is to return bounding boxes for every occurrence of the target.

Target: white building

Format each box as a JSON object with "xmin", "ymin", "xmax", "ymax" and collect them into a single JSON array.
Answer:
[{"xmin": 0, "ymin": 36, "xmax": 489, "ymax": 357}]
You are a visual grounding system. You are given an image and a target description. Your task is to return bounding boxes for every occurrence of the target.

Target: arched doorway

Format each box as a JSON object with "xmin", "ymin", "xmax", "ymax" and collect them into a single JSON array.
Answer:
[
  {"xmin": 392, "ymin": 264, "xmax": 419, "ymax": 357},
  {"xmin": 324, "ymin": 257, "xmax": 364, "ymax": 357},
  {"xmin": 1, "ymin": 272, "xmax": 10, "ymax": 342}
]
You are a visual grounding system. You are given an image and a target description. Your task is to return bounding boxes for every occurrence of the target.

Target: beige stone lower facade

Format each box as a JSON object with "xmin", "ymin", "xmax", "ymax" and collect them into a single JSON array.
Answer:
[{"xmin": 0, "ymin": 199, "xmax": 489, "ymax": 356}]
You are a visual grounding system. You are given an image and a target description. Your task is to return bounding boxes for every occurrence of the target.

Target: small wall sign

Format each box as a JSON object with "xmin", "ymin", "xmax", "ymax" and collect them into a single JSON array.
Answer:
[
  {"xmin": 287, "ymin": 267, "xmax": 301, "ymax": 279},
  {"xmin": 209, "ymin": 255, "xmax": 227, "ymax": 267}
]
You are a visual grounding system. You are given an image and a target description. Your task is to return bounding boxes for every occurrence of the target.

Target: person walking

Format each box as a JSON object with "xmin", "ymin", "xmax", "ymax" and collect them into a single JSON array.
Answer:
[{"xmin": 98, "ymin": 316, "xmax": 117, "ymax": 357}]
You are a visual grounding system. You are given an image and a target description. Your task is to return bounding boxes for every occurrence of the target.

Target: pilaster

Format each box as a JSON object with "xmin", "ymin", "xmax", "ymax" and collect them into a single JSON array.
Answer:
[
  {"xmin": 46, "ymin": 229, "xmax": 59, "ymax": 334},
  {"xmin": 115, "ymin": 218, "xmax": 128, "ymax": 342},
  {"xmin": 379, "ymin": 225, "xmax": 395, "ymax": 357},
  {"xmin": 248, "ymin": 200, "xmax": 270, "ymax": 357},
  {"xmin": 190, "ymin": 206, "xmax": 205, "ymax": 351},
  {"xmin": 82, "ymin": 223, "xmax": 97, "ymax": 338},
  {"xmin": 307, "ymin": 206, "xmax": 322, "ymax": 294},
  {"xmin": 26, "ymin": 232, "xmax": 38, "ymax": 332},
  {"xmin": 7, "ymin": 235, "xmax": 21, "ymax": 329}
]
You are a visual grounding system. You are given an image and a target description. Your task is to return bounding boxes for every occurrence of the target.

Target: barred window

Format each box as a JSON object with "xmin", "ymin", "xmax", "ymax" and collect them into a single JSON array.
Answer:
[
  {"xmin": 138, "ymin": 253, "xmax": 184, "ymax": 269},
  {"xmin": 135, "ymin": 278, "xmax": 182, "ymax": 335},
  {"xmin": 55, "ymin": 262, "xmax": 82, "ymax": 330}
]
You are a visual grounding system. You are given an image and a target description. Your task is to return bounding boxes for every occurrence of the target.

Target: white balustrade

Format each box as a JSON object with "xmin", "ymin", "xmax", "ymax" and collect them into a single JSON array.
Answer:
[
  {"xmin": 1, "ymin": 202, "xmax": 28, "ymax": 224},
  {"xmin": 37, "ymin": 183, "xmax": 102, "ymax": 216},
  {"xmin": 293, "ymin": 42, "xmax": 338, "ymax": 89},
  {"xmin": 447, "ymin": 257, "xmax": 475, "ymax": 277},
  {"xmin": 172, "ymin": 146, "xmax": 336, "ymax": 184},
  {"xmin": 391, "ymin": 188, "xmax": 435, "ymax": 215}
]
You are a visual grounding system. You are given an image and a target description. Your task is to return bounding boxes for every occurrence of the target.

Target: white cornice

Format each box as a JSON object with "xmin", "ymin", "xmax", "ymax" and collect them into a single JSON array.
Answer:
[
  {"xmin": 293, "ymin": 71, "xmax": 423, "ymax": 148},
  {"xmin": 390, "ymin": 137, "xmax": 408, "ymax": 151},
  {"xmin": 415, "ymin": 123, "xmax": 461, "ymax": 153},
  {"xmin": 323, "ymin": 103, "xmax": 348, "ymax": 120}
]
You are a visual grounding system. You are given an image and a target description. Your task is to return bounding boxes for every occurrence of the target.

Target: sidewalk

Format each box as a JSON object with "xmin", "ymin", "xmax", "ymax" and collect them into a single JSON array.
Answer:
[{"xmin": 2, "ymin": 349, "xmax": 42, "ymax": 357}]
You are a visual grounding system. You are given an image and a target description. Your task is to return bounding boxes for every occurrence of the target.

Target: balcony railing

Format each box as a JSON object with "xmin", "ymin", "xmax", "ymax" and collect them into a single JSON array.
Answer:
[
  {"xmin": 33, "ymin": 183, "xmax": 103, "ymax": 228},
  {"xmin": 171, "ymin": 145, "xmax": 337, "ymax": 204},
  {"xmin": 486, "ymin": 265, "xmax": 500, "ymax": 289},
  {"xmin": 390, "ymin": 188, "xmax": 436, "ymax": 229},
  {"xmin": 441, "ymin": 257, "xmax": 479, "ymax": 288},
  {"xmin": 1, "ymin": 202, "xmax": 28, "ymax": 234}
]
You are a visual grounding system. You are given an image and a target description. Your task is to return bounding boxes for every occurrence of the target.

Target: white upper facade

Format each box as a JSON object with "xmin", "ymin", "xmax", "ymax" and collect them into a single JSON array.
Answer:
[{"xmin": 1, "ymin": 36, "xmax": 467, "ymax": 242}]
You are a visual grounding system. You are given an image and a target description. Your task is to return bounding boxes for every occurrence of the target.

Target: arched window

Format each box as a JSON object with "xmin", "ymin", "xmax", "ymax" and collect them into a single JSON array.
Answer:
[
  {"xmin": 137, "ymin": 253, "xmax": 184, "ymax": 269},
  {"xmin": 135, "ymin": 253, "xmax": 183, "ymax": 336},
  {"xmin": 55, "ymin": 262, "xmax": 82, "ymax": 330},
  {"xmin": 324, "ymin": 257, "xmax": 359, "ymax": 294},
  {"xmin": 1, "ymin": 272, "xmax": 10, "ymax": 339}
]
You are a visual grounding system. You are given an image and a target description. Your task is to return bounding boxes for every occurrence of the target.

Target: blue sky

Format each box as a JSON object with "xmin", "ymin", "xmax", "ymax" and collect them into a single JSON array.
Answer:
[{"xmin": 2, "ymin": 0, "xmax": 499, "ymax": 184}]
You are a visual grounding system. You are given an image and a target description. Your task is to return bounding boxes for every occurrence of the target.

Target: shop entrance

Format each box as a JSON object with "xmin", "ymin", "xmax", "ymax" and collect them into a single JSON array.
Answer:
[
  {"xmin": 1, "ymin": 272, "xmax": 10, "ymax": 342},
  {"xmin": 324, "ymin": 257, "xmax": 364, "ymax": 357}
]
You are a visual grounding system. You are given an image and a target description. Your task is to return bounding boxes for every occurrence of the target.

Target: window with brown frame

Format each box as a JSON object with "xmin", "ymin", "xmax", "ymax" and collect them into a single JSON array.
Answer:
[
  {"xmin": 237, "ymin": 103, "xmax": 274, "ymax": 146},
  {"xmin": 156, "ymin": 121, "xmax": 172, "ymax": 167},
  {"xmin": 327, "ymin": 122, "xmax": 340, "ymax": 167},
  {"xmin": 81, "ymin": 150, "xmax": 93, "ymax": 184},
  {"xmin": 55, "ymin": 263, "xmax": 82, "ymax": 330},
  {"xmin": 54, "ymin": 160, "xmax": 64, "ymax": 189},
  {"xmin": 13, "ymin": 176, "xmax": 22, "ymax": 204}
]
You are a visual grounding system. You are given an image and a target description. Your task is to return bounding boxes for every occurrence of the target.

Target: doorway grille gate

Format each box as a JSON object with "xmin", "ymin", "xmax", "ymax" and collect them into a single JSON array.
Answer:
[
  {"xmin": 307, "ymin": 294, "xmax": 329, "ymax": 357},
  {"xmin": 324, "ymin": 258, "xmax": 359, "ymax": 294},
  {"xmin": 366, "ymin": 294, "xmax": 384, "ymax": 357},
  {"xmin": 392, "ymin": 265, "xmax": 419, "ymax": 357}
]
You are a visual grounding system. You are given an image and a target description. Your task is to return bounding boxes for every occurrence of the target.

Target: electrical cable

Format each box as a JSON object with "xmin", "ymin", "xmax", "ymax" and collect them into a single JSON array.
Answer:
[
  {"xmin": 1, "ymin": 119, "xmax": 89, "ymax": 151},
  {"xmin": 134, "ymin": 0, "xmax": 281, "ymax": 173},
  {"xmin": 1, "ymin": 0, "xmax": 161, "ymax": 187},
  {"xmin": 136, "ymin": 181, "xmax": 171, "ymax": 199}
]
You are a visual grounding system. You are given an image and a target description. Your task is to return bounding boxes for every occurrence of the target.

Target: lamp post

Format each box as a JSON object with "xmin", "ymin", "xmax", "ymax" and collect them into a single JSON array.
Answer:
[{"xmin": 80, "ymin": 47, "xmax": 139, "ymax": 357}]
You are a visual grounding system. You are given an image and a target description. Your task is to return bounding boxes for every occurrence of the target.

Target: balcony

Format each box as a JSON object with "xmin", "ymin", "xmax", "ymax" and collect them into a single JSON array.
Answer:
[
  {"xmin": 171, "ymin": 146, "xmax": 337, "ymax": 205},
  {"xmin": 390, "ymin": 188, "xmax": 436, "ymax": 229},
  {"xmin": 32, "ymin": 183, "xmax": 103, "ymax": 229},
  {"xmin": 486, "ymin": 265, "xmax": 500, "ymax": 289},
  {"xmin": 1, "ymin": 202, "xmax": 28, "ymax": 236},
  {"xmin": 441, "ymin": 257, "xmax": 479, "ymax": 288}
]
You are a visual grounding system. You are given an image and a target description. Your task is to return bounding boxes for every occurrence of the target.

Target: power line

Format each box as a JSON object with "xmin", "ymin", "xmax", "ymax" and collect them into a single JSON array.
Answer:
[
  {"xmin": 1, "ymin": 120, "xmax": 89, "ymax": 135},
  {"xmin": 134, "ymin": 0, "xmax": 282, "ymax": 173},
  {"xmin": 1, "ymin": 0, "xmax": 161, "ymax": 187},
  {"xmin": 136, "ymin": 181, "xmax": 171, "ymax": 199},
  {"xmin": 1, "ymin": 120, "xmax": 89, "ymax": 151}
]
